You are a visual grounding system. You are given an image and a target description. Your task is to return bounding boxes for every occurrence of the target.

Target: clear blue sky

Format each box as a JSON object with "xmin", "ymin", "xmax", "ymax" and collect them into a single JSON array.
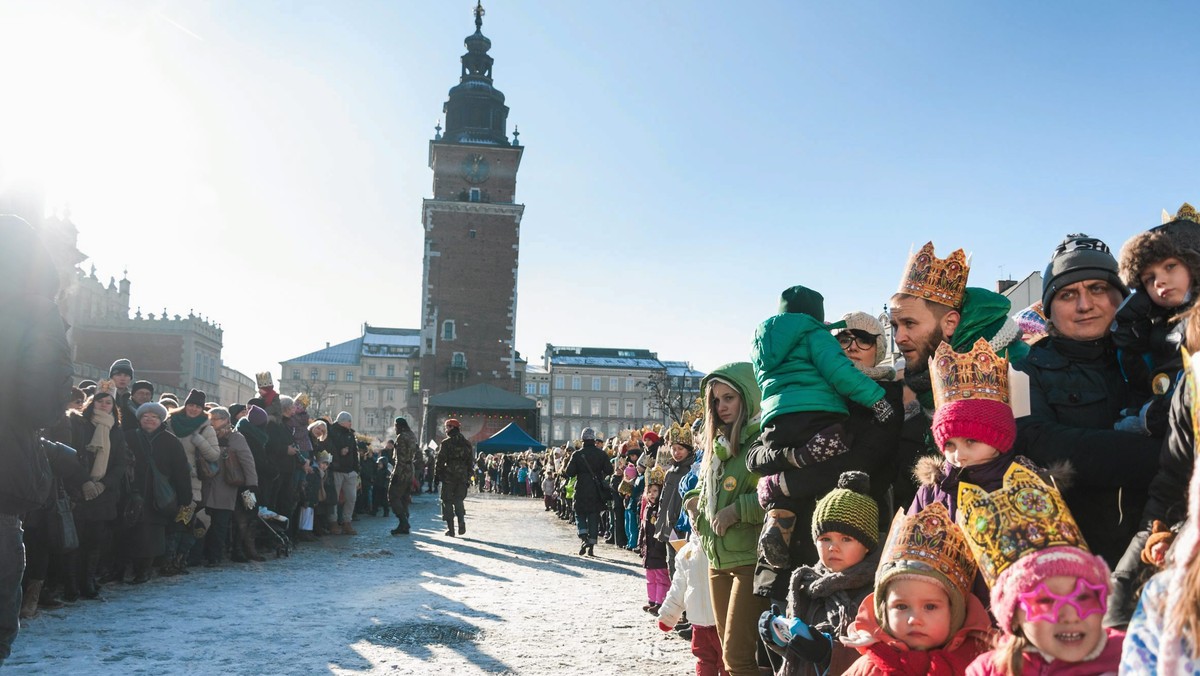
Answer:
[{"xmin": 1, "ymin": 1, "xmax": 1197, "ymax": 377}]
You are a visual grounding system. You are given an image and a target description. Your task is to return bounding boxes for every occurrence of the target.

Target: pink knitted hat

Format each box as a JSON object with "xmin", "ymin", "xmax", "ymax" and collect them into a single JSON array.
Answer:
[
  {"xmin": 990, "ymin": 545, "xmax": 1111, "ymax": 632},
  {"xmin": 931, "ymin": 398, "xmax": 1016, "ymax": 454}
]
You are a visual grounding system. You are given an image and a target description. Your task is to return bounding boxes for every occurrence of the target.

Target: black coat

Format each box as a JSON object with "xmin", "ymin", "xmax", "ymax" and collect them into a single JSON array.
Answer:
[
  {"xmin": 327, "ymin": 423, "xmax": 359, "ymax": 473},
  {"xmin": 47, "ymin": 411, "xmax": 130, "ymax": 522},
  {"xmin": 1013, "ymin": 335, "xmax": 1162, "ymax": 566},
  {"xmin": 563, "ymin": 442, "xmax": 611, "ymax": 512},
  {"xmin": 266, "ymin": 420, "xmax": 297, "ymax": 475},
  {"xmin": 0, "ymin": 214, "xmax": 75, "ymax": 515},
  {"xmin": 125, "ymin": 425, "xmax": 191, "ymax": 525}
]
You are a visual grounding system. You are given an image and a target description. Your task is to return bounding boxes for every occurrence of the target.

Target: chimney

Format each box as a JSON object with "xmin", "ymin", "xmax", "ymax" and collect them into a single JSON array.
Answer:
[
  {"xmin": 997, "ymin": 279, "xmax": 1017, "ymax": 294},
  {"xmin": 326, "ymin": 341, "xmax": 330, "ymax": 348}
]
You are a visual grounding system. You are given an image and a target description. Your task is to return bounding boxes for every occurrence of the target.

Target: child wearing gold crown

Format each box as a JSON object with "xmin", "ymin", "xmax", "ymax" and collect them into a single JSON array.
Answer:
[
  {"xmin": 957, "ymin": 465, "xmax": 1124, "ymax": 674},
  {"xmin": 751, "ymin": 284, "xmax": 896, "ymax": 569},
  {"xmin": 912, "ymin": 339, "xmax": 1049, "ymax": 521},
  {"xmin": 637, "ymin": 464, "xmax": 669, "ymax": 614},
  {"xmin": 841, "ymin": 503, "xmax": 993, "ymax": 674}
]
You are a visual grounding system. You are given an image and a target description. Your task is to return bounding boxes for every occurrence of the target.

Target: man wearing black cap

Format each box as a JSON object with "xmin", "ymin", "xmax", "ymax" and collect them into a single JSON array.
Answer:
[
  {"xmin": 110, "ymin": 358, "xmax": 139, "ymax": 431},
  {"xmin": 1013, "ymin": 233, "xmax": 1162, "ymax": 574},
  {"xmin": 564, "ymin": 428, "xmax": 613, "ymax": 557}
]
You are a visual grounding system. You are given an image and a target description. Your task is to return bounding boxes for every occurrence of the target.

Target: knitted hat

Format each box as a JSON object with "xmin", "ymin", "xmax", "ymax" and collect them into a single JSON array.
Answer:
[
  {"xmin": 135, "ymin": 401, "xmax": 168, "ymax": 421},
  {"xmin": 228, "ymin": 403, "xmax": 247, "ymax": 420},
  {"xmin": 1118, "ymin": 206, "xmax": 1200, "ymax": 294},
  {"xmin": 160, "ymin": 393, "xmax": 179, "ymax": 404},
  {"xmin": 247, "ymin": 405, "xmax": 268, "ymax": 426},
  {"xmin": 991, "ymin": 546, "xmax": 1110, "ymax": 633},
  {"xmin": 778, "ymin": 284, "xmax": 825, "ymax": 321},
  {"xmin": 109, "ymin": 358, "xmax": 134, "ymax": 379},
  {"xmin": 445, "ymin": 418, "xmax": 460, "ymax": 429},
  {"xmin": 581, "ymin": 426, "xmax": 596, "ymax": 440},
  {"xmin": 1012, "ymin": 302, "xmax": 1048, "ymax": 344},
  {"xmin": 131, "ymin": 380, "xmax": 154, "ymax": 395},
  {"xmin": 78, "ymin": 379, "xmax": 97, "ymax": 391},
  {"xmin": 184, "ymin": 389, "xmax": 206, "ymax": 408},
  {"xmin": 1042, "ymin": 234, "xmax": 1128, "ymax": 316},
  {"xmin": 335, "ymin": 411, "xmax": 352, "ymax": 424},
  {"xmin": 642, "ymin": 430, "xmax": 661, "ymax": 445},
  {"xmin": 931, "ymin": 398, "xmax": 1016, "ymax": 454},
  {"xmin": 811, "ymin": 471, "xmax": 880, "ymax": 550},
  {"xmin": 828, "ymin": 312, "xmax": 888, "ymax": 364}
]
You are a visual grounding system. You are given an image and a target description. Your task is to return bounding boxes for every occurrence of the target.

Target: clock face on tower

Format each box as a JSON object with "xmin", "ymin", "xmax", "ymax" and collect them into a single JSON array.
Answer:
[{"xmin": 461, "ymin": 153, "xmax": 490, "ymax": 184}]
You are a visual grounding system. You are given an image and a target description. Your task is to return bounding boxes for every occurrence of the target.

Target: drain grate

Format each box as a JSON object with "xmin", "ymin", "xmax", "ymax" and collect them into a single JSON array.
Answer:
[{"xmin": 363, "ymin": 621, "xmax": 483, "ymax": 647}]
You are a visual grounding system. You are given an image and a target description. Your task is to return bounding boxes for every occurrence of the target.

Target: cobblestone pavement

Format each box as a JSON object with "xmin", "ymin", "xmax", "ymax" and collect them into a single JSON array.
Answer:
[{"xmin": 10, "ymin": 491, "xmax": 693, "ymax": 675}]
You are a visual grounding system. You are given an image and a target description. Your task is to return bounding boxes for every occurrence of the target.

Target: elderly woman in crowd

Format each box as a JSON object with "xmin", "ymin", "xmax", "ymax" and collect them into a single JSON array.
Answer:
[
  {"xmin": 123, "ymin": 401, "xmax": 191, "ymax": 584},
  {"xmin": 202, "ymin": 407, "xmax": 257, "ymax": 567},
  {"xmin": 163, "ymin": 389, "xmax": 218, "ymax": 576}
]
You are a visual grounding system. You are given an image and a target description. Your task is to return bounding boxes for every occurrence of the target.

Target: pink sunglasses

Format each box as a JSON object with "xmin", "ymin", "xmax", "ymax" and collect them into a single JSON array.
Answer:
[{"xmin": 1017, "ymin": 578, "xmax": 1107, "ymax": 623}]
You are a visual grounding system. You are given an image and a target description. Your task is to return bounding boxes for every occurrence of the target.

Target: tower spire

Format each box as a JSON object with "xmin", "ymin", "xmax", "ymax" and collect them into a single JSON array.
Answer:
[
  {"xmin": 474, "ymin": 1, "xmax": 485, "ymax": 31},
  {"xmin": 438, "ymin": 1, "xmax": 510, "ymax": 145}
]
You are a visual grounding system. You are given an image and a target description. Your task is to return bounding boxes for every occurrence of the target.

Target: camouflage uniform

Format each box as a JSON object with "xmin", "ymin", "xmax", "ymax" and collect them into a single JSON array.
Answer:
[
  {"xmin": 388, "ymin": 429, "xmax": 419, "ymax": 533},
  {"xmin": 435, "ymin": 429, "xmax": 475, "ymax": 535}
]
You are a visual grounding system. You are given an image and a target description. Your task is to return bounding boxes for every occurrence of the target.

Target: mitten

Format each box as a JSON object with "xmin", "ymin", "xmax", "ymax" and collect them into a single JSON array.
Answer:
[
  {"xmin": 756, "ymin": 472, "xmax": 788, "ymax": 508},
  {"xmin": 1113, "ymin": 401, "xmax": 1152, "ymax": 436},
  {"xmin": 871, "ymin": 397, "xmax": 895, "ymax": 423},
  {"xmin": 657, "ymin": 621, "xmax": 672, "ymax": 633},
  {"xmin": 758, "ymin": 607, "xmax": 786, "ymax": 656},
  {"xmin": 712, "ymin": 504, "xmax": 739, "ymax": 536},
  {"xmin": 81, "ymin": 480, "xmax": 105, "ymax": 501}
]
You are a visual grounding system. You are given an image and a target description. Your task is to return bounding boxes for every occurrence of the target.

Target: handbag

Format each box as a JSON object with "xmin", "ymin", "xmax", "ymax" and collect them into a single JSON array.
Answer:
[
  {"xmin": 221, "ymin": 448, "xmax": 246, "ymax": 487},
  {"xmin": 148, "ymin": 456, "xmax": 178, "ymax": 518},
  {"xmin": 47, "ymin": 481, "xmax": 79, "ymax": 552},
  {"xmin": 579, "ymin": 453, "xmax": 614, "ymax": 509},
  {"xmin": 197, "ymin": 452, "xmax": 220, "ymax": 480}
]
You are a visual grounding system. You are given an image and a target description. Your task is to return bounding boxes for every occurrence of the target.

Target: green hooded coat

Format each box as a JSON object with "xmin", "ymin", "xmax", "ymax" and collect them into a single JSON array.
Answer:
[{"xmin": 688, "ymin": 362, "xmax": 767, "ymax": 570}]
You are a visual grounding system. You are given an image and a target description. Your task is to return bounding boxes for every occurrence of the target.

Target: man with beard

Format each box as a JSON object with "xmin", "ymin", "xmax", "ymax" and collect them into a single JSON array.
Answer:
[{"xmin": 888, "ymin": 242, "xmax": 1029, "ymax": 508}]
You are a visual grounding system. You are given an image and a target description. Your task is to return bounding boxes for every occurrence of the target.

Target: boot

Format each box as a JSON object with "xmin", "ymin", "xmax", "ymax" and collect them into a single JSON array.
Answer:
[
  {"xmin": 759, "ymin": 508, "xmax": 796, "ymax": 569},
  {"xmin": 20, "ymin": 580, "xmax": 43, "ymax": 619},
  {"xmin": 80, "ymin": 552, "xmax": 101, "ymax": 599},
  {"xmin": 242, "ymin": 527, "xmax": 266, "ymax": 562},
  {"xmin": 172, "ymin": 553, "xmax": 190, "ymax": 576},
  {"xmin": 341, "ymin": 522, "xmax": 358, "ymax": 535},
  {"xmin": 578, "ymin": 538, "xmax": 588, "ymax": 556},
  {"xmin": 99, "ymin": 563, "xmax": 126, "ymax": 585},
  {"xmin": 457, "ymin": 516, "xmax": 465, "ymax": 535},
  {"xmin": 37, "ymin": 582, "xmax": 64, "ymax": 610},
  {"xmin": 327, "ymin": 523, "xmax": 342, "ymax": 535},
  {"xmin": 444, "ymin": 519, "xmax": 456, "ymax": 537},
  {"xmin": 586, "ymin": 544, "xmax": 595, "ymax": 557}
]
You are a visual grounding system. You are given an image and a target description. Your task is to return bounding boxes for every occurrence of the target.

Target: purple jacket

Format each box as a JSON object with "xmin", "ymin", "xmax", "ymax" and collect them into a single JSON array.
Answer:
[{"xmin": 909, "ymin": 453, "xmax": 1046, "ymax": 520}]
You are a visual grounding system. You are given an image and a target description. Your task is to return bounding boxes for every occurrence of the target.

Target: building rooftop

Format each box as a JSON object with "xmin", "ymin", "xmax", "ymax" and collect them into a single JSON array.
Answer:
[
  {"xmin": 661, "ymin": 361, "xmax": 706, "ymax": 378},
  {"xmin": 550, "ymin": 356, "xmax": 665, "ymax": 369},
  {"xmin": 284, "ymin": 337, "xmax": 363, "ymax": 365}
]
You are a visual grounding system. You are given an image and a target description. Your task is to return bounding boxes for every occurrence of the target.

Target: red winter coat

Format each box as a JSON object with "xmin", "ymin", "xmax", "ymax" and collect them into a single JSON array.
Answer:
[{"xmin": 842, "ymin": 591, "xmax": 994, "ymax": 676}]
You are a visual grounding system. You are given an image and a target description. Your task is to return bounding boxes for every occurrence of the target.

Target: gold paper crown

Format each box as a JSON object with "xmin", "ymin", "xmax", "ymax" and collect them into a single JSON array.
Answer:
[
  {"xmin": 1186, "ymin": 348, "xmax": 1200, "ymax": 455},
  {"xmin": 898, "ymin": 242, "xmax": 971, "ymax": 308},
  {"xmin": 96, "ymin": 379, "xmax": 115, "ymax": 395},
  {"xmin": 930, "ymin": 338, "xmax": 1010, "ymax": 408},
  {"xmin": 1163, "ymin": 202, "xmax": 1199, "ymax": 225},
  {"xmin": 877, "ymin": 503, "xmax": 977, "ymax": 601},
  {"xmin": 256, "ymin": 371, "xmax": 273, "ymax": 388},
  {"xmin": 956, "ymin": 462, "xmax": 1087, "ymax": 588},
  {"xmin": 294, "ymin": 392, "xmax": 310, "ymax": 409},
  {"xmin": 647, "ymin": 465, "xmax": 667, "ymax": 486},
  {"xmin": 666, "ymin": 421, "xmax": 694, "ymax": 448}
]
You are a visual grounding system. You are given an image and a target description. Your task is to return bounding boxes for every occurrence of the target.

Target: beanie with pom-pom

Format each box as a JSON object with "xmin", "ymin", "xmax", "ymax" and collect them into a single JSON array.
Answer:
[
  {"xmin": 811, "ymin": 471, "xmax": 879, "ymax": 550},
  {"xmin": 932, "ymin": 398, "xmax": 1016, "ymax": 454},
  {"xmin": 991, "ymin": 546, "xmax": 1110, "ymax": 634}
]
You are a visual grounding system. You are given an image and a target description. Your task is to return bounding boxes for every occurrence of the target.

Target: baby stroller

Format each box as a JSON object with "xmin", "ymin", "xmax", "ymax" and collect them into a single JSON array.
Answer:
[{"xmin": 257, "ymin": 506, "xmax": 292, "ymax": 558}]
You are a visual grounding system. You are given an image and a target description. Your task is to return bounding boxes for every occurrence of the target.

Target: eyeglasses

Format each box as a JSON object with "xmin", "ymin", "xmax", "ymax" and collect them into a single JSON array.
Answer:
[
  {"xmin": 835, "ymin": 330, "xmax": 878, "ymax": 350},
  {"xmin": 1053, "ymin": 234, "xmax": 1110, "ymax": 257},
  {"xmin": 1017, "ymin": 578, "xmax": 1107, "ymax": 623}
]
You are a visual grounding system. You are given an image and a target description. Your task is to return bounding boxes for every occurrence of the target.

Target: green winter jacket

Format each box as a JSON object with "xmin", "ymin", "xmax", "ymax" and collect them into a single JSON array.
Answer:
[
  {"xmin": 752, "ymin": 312, "xmax": 885, "ymax": 427},
  {"xmin": 689, "ymin": 362, "xmax": 768, "ymax": 570}
]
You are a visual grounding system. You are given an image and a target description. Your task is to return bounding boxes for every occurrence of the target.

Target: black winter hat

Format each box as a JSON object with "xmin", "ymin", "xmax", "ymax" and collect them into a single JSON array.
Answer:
[
  {"xmin": 109, "ymin": 358, "xmax": 134, "ymax": 379},
  {"xmin": 778, "ymin": 285, "xmax": 825, "ymax": 322},
  {"xmin": 1042, "ymin": 234, "xmax": 1129, "ymax": 317},
  {"xmin": 131, "ymin": 380, "xmax": 154, "ymax": 395},
  {"xmin": 184, "ymin": 388, "xmax": 206, "ymax": 408}
]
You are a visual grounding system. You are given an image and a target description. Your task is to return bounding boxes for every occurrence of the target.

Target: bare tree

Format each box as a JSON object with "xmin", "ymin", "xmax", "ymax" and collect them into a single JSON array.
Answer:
[
  {"xmin": 295, "ymin": 377, "xmax": 334, "ymax": 419},
  {"xmin": 640, "ymin": 369, "xmax": 702, "ymax": 426}
]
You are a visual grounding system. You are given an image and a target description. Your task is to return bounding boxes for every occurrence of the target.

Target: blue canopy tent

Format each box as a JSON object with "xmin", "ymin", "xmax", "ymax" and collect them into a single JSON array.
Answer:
[{"xmin": 476, "ymin": 422, "xmax": 546, "ymax": 453}]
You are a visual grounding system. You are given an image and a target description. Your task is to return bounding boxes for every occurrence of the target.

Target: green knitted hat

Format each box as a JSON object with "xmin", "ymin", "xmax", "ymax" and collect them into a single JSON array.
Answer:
[{"xmin": 811, "ymin": 471, "xmax": 879, "ymax": 550}]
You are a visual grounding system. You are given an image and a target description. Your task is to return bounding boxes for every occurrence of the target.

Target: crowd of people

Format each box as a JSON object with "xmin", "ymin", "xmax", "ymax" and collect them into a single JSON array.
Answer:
[
  {"xmin": 521, "ymin": 204, "xmax": 1200, "ymax": 675},
  {"xmin": 7, "ymin": 202, "xmax": 1200, "ymax": 674}
]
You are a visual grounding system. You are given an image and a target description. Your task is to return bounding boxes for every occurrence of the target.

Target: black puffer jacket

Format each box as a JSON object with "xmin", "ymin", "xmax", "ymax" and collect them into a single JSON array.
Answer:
[
  {"xmin": 326, "ymin": 423, "xmax": 359, "ymax": 473},
  {"xmin": 563, "ymin": 441, "xmax": 611, "ymax": 512},
  {"xmin": 1013, "ymin": 335, "xmax": 1162, "ymax": 566}
]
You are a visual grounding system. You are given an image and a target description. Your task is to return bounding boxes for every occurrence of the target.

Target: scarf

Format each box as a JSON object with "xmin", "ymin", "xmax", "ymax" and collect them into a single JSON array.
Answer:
[
  {"xmin": 856, "ymin": 362, "xmax": 897, "ymax": 382},
  {"xmin": 700, "ymin": 434, "xmax": 730, "ymax": 525},
  {"xmin": 862, "ymin": 643, "xmax": 968, "ymax": 676},
  {"xmin": 791, "ymin": 548, "xmax": 881, "ymax": 636},
  {"xmin": 170, "ymin": 411, "xmax": 207, "ymax": 438},
  {"xmin": 236, "ymin": 417, "xmax": 269, "ymax": 447},
  {"xmin": 88, "ymin": 410, "xmax": 115, "ymax": 481}
]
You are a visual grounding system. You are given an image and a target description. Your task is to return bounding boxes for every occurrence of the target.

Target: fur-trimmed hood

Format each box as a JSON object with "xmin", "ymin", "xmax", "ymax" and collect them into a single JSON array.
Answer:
[{"xmin": 913, "ymin": 453, "xmax": 1072, "ymax": 490}]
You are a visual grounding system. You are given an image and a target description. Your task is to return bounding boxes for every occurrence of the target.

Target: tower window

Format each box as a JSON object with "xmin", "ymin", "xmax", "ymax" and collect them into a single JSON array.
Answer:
[
  {"xmin": 469, "ymin": 229, "xmax": 477, "ymax": 239},
  {"xmin": 452, "ymin": 352, "xmax": 466, "ymax": 368},
  {"xmin": 442, "ymin": 320, "xmax": 456, "ymax": 341},
  {"xmin": 469, "ymin": 188, "xmax": 481, "ymax": 202}
]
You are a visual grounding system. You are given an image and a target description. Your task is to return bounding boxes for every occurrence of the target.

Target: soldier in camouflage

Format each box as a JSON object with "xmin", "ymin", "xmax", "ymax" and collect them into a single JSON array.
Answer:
[
  {"xmin": 388, "ymin": 417, "xmax": 419, "ymax": 535},
  {"xmin": 434, "ymin": 419, "xmax": 475, "ymax": 537}
]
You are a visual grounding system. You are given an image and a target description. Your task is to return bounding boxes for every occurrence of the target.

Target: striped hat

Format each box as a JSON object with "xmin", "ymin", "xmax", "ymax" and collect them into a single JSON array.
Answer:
[{"xmin": 811, "ymin": 471, "xmax": 879, "ymax": 550}]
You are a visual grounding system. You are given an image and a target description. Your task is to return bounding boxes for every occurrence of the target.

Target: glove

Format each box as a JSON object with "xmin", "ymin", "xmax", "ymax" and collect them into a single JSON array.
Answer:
[
  {"xmin": 712, "ymin": 504, "xmax": 739, "ymax": 536},
  {"xmin": 1113, "ymin": 401, "xmax": 1152, "ymax": 436},
  {"xmin": 758, "ymin": 608, "xmax": 785, "ymax": 656},
  {"xmin": 81, "ymin": 480, "xmax": 105, "ymax": 501},
  {"xmin": 657, "ymin": 621, "xmax": 673, "ymax": 633},
  {"xmin": 241, "ymin": 490, "xmax": 257, "ymax": 510},
  {"xmin": 871, "ymin": 398, "xmax": 895, "ymax": 424}
]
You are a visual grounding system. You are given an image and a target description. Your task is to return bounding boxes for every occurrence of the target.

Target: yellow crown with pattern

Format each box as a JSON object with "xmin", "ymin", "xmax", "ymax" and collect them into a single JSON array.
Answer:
[
  {"xmin": 1163, "ymin": 202, "xmax": 1199, "ymax": 225},
  {"xmin": 646, "ymin": 464, "xmax": 667, "ymax": 486},
  {"xmin": 956, "ymin": 462, "xmax": 1088, "ymax": 588},
  {"xmin": 931, "ymin": 338, "xmax": 1010, "ymax": 408},
  {"xmin": 255, "ymin": 371, "xmax": 273, "ymax": 388},
  {"xmin": 877, "ymin": 503, "xmax": 977, "ymax": 601},
  {"xmin": 898, "ymin": 242, "xmax": 971, "ymax": 308},
  {"xmin": 666, "ymin": 421, "xmax": 694, "ymax": 449}
]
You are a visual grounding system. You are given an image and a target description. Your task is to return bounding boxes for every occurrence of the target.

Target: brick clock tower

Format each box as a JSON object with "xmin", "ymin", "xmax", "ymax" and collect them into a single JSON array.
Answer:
[{"xmin": 420, "ymin": 2, "xmax": 525, "ymax": 399}]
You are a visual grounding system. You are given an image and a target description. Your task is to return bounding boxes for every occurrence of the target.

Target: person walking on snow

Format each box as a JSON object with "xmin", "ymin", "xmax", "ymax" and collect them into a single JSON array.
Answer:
[{"xmin": 435, "ymin": 419, "xmax": 474, "ymax": 537}]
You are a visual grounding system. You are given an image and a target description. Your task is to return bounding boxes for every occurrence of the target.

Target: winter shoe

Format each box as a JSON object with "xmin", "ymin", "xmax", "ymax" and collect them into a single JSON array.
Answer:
[
  {"xmin": 457, "ymin": 517, "xmax": 466, "ymax": 535},
  {"xmin": 37, "ymin": 584, "xmax": 64, "ymax": 610},
  {"xmin": 20, "ymin": 580, "xmax": 42, "ymax": 619},
  {"xmin": 445, "ymin": 520, "xmax": 456, "ymax": 537},
  {"xmin": 342, "ymin": 522, "xmax": 358, "ymax": 536},
  {"xmin": 586, "ymin": 544, "xmax": 595, "ymax": 557},
  {"xmin": 759, "ymin": 508, "xmax": 797, "ymax": 569}
]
